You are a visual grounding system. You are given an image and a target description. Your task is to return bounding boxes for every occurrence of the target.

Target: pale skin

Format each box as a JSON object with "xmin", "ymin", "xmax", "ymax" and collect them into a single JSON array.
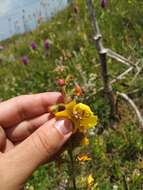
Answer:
[{"xmin": 0, "ymin": 92, "xmax": 73, "ymax": 190}]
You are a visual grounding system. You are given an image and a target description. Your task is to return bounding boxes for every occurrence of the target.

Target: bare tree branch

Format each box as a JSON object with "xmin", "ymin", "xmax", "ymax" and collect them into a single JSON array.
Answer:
[
  {"xmin": 110, "ymin": 67, "xmax": 133, "ymax": 84},
  {"xmin": 86, "ymin": 0, "xmax": 142, "ymax": 132},
  {"xmin": 130, "ymin": 65, "xmax": 143, "ymax": 84},
  {"xmin": 86, "ymin": 0, "xmax": 118, "ymax": 120},
  {"xmin": 107, "ymin": 49, "xmax": 135, "ymax": 67},
  {"xmin": 117, "ymin": 91, "xmax": 143, "ymax": 130}
]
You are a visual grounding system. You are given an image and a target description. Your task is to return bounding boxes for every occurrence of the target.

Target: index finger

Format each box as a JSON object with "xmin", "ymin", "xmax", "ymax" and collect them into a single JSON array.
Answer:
[{"xmin": 0, "ymin": 92, "xmax": 63, "ymax": 128}]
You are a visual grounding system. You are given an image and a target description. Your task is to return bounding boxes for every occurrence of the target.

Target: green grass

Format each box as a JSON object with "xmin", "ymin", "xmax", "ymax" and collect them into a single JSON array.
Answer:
[{"xmin": 0, "ymin": 0, "xmax": 143, "ymax": 189}]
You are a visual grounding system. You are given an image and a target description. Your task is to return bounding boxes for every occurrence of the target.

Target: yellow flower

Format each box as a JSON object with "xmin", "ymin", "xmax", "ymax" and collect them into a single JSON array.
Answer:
[
  {"xmin": 87, "ymin": 174, "xmax": 94, "ymax": 187},
  {"xmin": 77, "ymin": 154, "xmax": 92, "ymax": 162},
  {"xmin": 55, "ymin": 100, "xmax": 98, "ymax": 132},
  {"xmin": 81, "ymin": 137, "xmax": 89, "ymax": 145}
]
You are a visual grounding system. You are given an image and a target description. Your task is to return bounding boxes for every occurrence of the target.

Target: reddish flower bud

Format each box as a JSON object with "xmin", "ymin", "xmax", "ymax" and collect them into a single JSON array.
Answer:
[
  {"xmin": 57, "ymin": 79, "xmax": 65, "ymax": 86},
  {"xmin": 75, "ymin": 84, "xmax": 82, "ymax": 96}
]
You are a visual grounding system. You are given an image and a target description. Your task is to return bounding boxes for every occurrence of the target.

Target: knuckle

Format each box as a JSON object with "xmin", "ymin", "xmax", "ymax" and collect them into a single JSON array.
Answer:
[{"xmin": 33, "ymin": 130, "xmax": 59, "ymax": 158}]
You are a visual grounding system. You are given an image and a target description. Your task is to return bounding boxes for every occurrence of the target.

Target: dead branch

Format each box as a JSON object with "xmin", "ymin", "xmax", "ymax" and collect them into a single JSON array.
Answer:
[
  {"xmin": 107, "ymin": 49, "xmax": 135, "ymax": 67},
  {"xmin": 86, "ymin": 0, "xmax": 118, "ymax": 120},
  {"xmin": 117, "ymin": 91, "xmax": 143, "ymax": 130},
  {"xmin": 85, "ymin": 64, "xmax": 140, "ymax": 102},
  {"xmin": 130, "ymin": 65, "xmax": 143, "ymax": 84},
  {"xmin": 127, "ymin": 89, "xmax": 139, "ymax": 95},
  {"xmin": 110, "ymin": 67, "xmax": 133, "ymax": 84},
  {"xmin": 85, "ymin": 67, "xmax": 134, "ymax": 98}
]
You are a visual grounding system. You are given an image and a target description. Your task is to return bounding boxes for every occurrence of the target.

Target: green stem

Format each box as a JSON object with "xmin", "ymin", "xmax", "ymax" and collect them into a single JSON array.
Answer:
[{"xmin": 68, "ymin": 148, "xmax": 77, "ymax": 190}]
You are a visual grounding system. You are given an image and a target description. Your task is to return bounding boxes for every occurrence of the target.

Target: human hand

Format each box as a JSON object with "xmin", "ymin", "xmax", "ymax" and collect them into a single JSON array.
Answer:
[{"xmin": 0, "ymin": 92, "xmax": 73, "ymax": 190}]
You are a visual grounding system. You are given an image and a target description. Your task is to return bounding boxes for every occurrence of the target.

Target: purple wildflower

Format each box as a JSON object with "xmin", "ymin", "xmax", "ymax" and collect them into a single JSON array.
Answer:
[
  {"xmin": 100, "ymin": 0, "xmax": 108, "ymax": 8},
  {"xmin": 21, "ymin": 56, "xmax": 29, "ymax": 65},
  {"xmin": 44, "ymin": 39, "xmax": 49, "ymax": 49},
  {"xmin": 31, "ymin": 42, "xmax": 37, "ymax": 50}
]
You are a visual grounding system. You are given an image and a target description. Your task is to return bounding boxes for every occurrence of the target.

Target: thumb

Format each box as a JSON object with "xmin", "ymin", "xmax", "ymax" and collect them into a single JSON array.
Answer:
[{"xmin": 0, "ymin": 118, "xmax": 73, "ymax": 190}]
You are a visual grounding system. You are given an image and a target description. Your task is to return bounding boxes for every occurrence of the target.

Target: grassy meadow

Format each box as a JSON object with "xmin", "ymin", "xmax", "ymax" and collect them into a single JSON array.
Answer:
[{"xmin": 0, "ymin": 0, "xmax": 143, "ymax": 189}]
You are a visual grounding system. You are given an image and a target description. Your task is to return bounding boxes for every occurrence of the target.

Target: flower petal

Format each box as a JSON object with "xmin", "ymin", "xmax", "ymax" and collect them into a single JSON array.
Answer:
[
  {"xmin": 80, "ymin": 115, "xmax": 98, "ymax": 128},
  {"xmin": 66, "ymin": 100, "xmax": 76, "ymax": 110},
  {"xmin": 55, "ymin": 110, "xmax": 71, "ymax": 119},
  {"xmin": 73, "ymin": 103, "xmax": 92, "ymax": 115}
]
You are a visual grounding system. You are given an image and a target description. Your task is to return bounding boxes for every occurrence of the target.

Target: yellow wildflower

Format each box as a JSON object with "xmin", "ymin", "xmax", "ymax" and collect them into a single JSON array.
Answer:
[
  {"xmin": 81, "ymin": 137, "xmax": 89, "ymax": 145},
  {"xmin": 77, "ymin": 154, "xmax": 92, "ymax": 162},
  {"xmin": 87, "ymin": 174, "xmax": 94, "ymax": 187},
  {"xmin": 55, "ymin": 100, "xmax": 98, "ymax": 132}
]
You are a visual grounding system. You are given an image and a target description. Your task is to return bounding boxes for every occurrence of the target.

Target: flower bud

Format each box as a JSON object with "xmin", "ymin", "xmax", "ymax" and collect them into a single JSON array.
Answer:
[
  {"xmin": 74, "ymin": 84, "xmax": 82, "ymax": 96},
  {"xmin": 57, "ymin": 79, "xmax": 65, "ymax": 86},
  {"xmin": 44, "ymin": 39, "xmax": 49, "ymax": 49},
  {"xmin": 31, "ymin": 42, "xmax": 37, "ymax": 50},
  {"xmin": 21, "ymin": 56, "xmax": 29, "ymax": 65},
  {"xmin": 100, "ymin": 0, "xmax": 108, "ymax": 8}
]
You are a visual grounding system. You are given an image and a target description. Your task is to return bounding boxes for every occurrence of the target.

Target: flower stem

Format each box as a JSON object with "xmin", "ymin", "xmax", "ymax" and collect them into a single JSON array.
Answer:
[{"xmin": 68, "ymin": 147, "xmax": 77, "ymax": 190}]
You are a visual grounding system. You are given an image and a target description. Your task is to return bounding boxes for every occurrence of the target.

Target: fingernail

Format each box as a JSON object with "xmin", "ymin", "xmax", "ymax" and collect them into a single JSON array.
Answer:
[{"xmin": 55, "ymin": 119, "xmax": 73, "ymax": 135}]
